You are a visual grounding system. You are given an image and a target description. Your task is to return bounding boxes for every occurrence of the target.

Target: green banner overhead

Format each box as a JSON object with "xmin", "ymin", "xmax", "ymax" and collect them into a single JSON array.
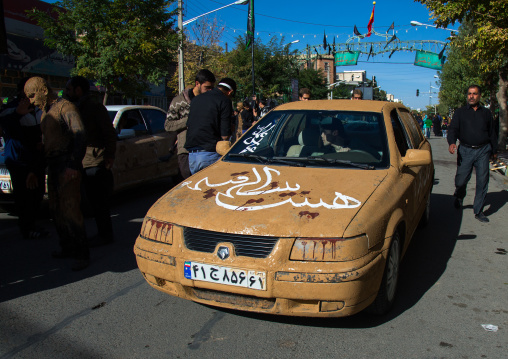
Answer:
[
  {"xmin": 414, "ymin": 50, "xmax": 445, "ymax": 70},
  {"xmin": 334, "ymin": 51, "xmax": 360, "ymax": 66}
]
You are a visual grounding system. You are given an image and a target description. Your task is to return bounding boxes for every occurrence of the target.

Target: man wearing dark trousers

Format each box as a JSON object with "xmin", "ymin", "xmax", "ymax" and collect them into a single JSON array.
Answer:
[
  {"xmin": 185, "ymin": 78, "xmax": 236, "ymax": 174},
  {"xmin": 65, "ymin": 76, "xmax": 117, "ymax": 246},
  {"xmin": 165, "ymin": 69, "xmax": 215, "ymax": 179},
  {"xmin": 448, "ymin": 85, "xmax": 497, "ymax": 223}
]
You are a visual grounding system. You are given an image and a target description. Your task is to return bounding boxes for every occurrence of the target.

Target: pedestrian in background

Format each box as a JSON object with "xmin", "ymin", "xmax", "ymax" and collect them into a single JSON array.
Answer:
[
  {"xmin": 352, "ymin": 89, "xmax": 363, "ymax": 100},
  {"xmin": 241, "ymin": 100, "xmax": 254, "ymax": 134},
  {"xmin": 441, "ymin": 119, "xmax": 448, "ymax": 138},
  {"xmin": 448, "ymin": 84, "xmax": 497, "ymax": 223},
  {"xmin": 24, "ymin": 77, "xmax": 89, "ymax": 271},
  {"xmin": 299, "ymin": 88, "xmax": 311, "ymax": 101},
  {"xmin": 234, "ymin": 101, "xmax": 244, "ymax": 141},
  {"xmin": 165, "ymin": 69, "xmax": 215, "ymax": 179},
  {"xmin": 423, "ymin": 114, "xmax": 432, "ymax": 138},
  {"xmin": 185, "ymin": 78, "xmax": 236, "ymax": 174},
  {"xmin": 65, "ymin": 76, "xmax": 117, "ymax": 247},
  {"xmin": 0, "ymin": 77, "xmax": 46, "ymax": 239}
]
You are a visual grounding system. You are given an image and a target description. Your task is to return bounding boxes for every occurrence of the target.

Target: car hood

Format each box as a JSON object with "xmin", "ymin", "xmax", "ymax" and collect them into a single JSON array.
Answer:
[{"xmin": 148, "ymin": 161, "xmax": 388, "ymax": 238}]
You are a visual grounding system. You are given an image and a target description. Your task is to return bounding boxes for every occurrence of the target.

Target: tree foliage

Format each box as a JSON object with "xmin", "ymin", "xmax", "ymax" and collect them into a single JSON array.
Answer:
[
  {"xmin": 296, "ymin": 68, "xmax": 328, "ymax": 100},
  {"xmin": 29, "ymin": 0, "xmax": 180, "ymax": 101},
  {"xmin": 226, "ymin": 36, "xmax": 300, "ymax": 100},
  {"xmin": 417, "ymin": 0, "xmax": 508, "ymax": 149}
]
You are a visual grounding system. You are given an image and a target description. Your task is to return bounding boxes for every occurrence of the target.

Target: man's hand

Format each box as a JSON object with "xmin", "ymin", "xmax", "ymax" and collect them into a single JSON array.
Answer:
[
  {"xmin": 16, "ymin": 98, "xmax": 32, "ymax": 116},
  {"xmin": 64, "ymin": 168, "xmax": 79, "ymax": 182},
  {"xmin": 26, "ymin": 172, "xmax": 38, "ymax": 189},
  {"xmin": 104, "ymin": 158, "xmax": 115, "ymax": 170},
  {"xmin": 448, "ymin": 144, "xmax": 457, "ymax": 154}
]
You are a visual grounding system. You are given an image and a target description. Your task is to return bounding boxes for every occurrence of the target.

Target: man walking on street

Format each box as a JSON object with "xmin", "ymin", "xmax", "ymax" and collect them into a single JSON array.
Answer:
[
  {"xmin": 185, "ymin": 78, "xmax": 236, "ymax": 174},
  {"xmin": 65, "ymin": 76, "xmax": 117, "ymax": 247},
  {"xmin": 448, "ymin": 85, "xmax": 497, "ymax": 223},
  {"xmin": 165, "ymin": 69, "xmax": 215, "ymax": 179},
  {"xmin": 24, "ymin": 77, "xmax": 89, "ymax": 270}
]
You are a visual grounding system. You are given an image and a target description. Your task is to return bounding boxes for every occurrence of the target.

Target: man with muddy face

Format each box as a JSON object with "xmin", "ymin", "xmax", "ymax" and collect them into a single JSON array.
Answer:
[{"xmin": 24, "ymin": 77, "xmax": 89, "ymax": 271}]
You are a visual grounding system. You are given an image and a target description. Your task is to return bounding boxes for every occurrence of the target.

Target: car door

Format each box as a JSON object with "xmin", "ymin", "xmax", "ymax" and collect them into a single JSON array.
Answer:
[
  {"xmin": 140, "ymin": 108, "xmax": 178, "ymax": 179},
  {"xmin": 390, "ymin": 108, "xmax": 422, "ymax": 232},
  {"xmin": 397, "ymin": 108, "xmax": 433, "ymax": 225},
  {"xmin": 113, "ymin": 109, "xmax": 158, "ymax": 190}
]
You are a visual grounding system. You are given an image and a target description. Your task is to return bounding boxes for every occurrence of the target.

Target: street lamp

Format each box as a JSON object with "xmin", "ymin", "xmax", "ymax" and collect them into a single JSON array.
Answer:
[
  {"xmin": 410, "ymin": 20, "xmax": 458, "ymax": 33},
  {"xmin": 283, "ymin": 40, "xmax": 300, "ymax": 47},
  {"xmin": 178, "ymin": 0, "xmax": 249, "ymax": 92}
]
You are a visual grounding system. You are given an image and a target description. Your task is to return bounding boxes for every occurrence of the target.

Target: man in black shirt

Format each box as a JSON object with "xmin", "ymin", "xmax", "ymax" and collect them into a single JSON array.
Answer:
[
  {"xmin": 448, "ymin": 85, "xmax": 497, "ymax": 223},
  {"xmin": 185, "ymin": 78, "xmax": 236, "ymax": 174}
]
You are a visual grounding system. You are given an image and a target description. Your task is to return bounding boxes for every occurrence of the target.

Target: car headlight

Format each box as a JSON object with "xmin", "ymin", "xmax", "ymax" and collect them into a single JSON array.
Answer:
[
  {"xmin": 290, "ymin": 235, "xmax": 368, "ymax": 262},
  {"xmin": 140, "ymin": 217, "xmax": 173, "ymax": 244}
]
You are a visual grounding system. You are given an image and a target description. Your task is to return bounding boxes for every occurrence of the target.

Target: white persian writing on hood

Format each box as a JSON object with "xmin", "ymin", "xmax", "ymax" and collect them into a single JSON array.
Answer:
[{"xmin": 183, "ymin": 166, "xmax": 361, "ymax": 211}]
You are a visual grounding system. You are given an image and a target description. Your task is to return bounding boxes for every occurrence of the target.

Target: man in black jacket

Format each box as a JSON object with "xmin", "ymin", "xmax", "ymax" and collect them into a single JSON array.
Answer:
[
  {"xmin": 448, "ymin": 85, "xmax": 497, "ymax": 223},
  {"xmin": 185, "ymin": 78, "xmax": 236, "ymax": 175}
]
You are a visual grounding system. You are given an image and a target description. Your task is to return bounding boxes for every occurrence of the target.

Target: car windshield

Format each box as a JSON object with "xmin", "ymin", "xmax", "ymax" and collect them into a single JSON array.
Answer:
[
  {"xmin": 224, "ymin": 109, "xmax": 389, "ymax": 169},
  {"xmin": 107, "ymin": 111, "xmax": 117, "ymax": 123}
]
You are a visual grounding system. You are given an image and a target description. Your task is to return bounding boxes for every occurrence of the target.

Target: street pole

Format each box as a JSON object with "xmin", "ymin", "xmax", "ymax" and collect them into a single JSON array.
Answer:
[
  {"xmin": 251, "ymin": 0, "xmax": 255, "ymax": 98},
  {"xmin": 178, "ymin": 0, "xmax": 184, "ymax": 93}
]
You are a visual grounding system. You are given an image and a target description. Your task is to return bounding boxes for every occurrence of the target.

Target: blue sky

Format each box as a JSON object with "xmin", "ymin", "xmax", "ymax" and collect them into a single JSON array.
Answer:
[
  {"xmin": 44, "ymin": 0, "xmax": 460, "ymax": 109},
  {"xmin": 182, "ymin": 0, "xmax": 460, "ymax": 110}
]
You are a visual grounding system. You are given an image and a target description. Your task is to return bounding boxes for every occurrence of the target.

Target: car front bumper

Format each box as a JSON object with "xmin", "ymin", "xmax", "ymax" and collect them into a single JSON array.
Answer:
[{"xmin": 134, "ymin": 233, "xmax": 387, "ymax": 317}]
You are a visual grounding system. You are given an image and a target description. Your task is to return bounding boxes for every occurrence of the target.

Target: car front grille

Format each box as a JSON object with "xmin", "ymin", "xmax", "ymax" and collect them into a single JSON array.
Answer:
[
  {"xmin": 0, "ymin": 166, "xmax": 10, "ymax": 176},
  {"xmin": 183, "ymin": 227, "xmax": 278, "ymax": 258}
]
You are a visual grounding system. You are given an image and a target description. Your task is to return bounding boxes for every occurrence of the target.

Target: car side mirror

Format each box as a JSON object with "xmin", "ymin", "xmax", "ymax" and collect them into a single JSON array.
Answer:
[
  {"xmin": 118, "ymin": 128, "xmax": 135, "ymax": 140},
  {"xmin": 402, "ymin": 149, "xmax": 432, "ymax": 167}
]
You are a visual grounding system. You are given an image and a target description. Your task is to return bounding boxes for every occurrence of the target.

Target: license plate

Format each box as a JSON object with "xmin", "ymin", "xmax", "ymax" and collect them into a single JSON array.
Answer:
[
  {"xmin": 0, "ymin": 179, "xmax": 11, "ymax": 191},
  {"xmin": 184, "ymin": 261, "xmax": 266, "ymax": 291}
]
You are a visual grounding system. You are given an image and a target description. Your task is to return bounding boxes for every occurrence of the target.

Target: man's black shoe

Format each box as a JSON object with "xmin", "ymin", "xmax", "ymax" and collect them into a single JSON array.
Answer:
[
  {"xmin": 71, "ymin": 259, "xmax": 90, "ymax": 271},
  {"xmin": 52, "ymin": 250, "xmax": 74, "ymax": 259},
  {"xmin": 88, "ymin": 235, "xmax": 114, "ymax": 248},
  {"xmin": 454, "ymin": 197, "xmax": 463, "ymax": 209},
  {"xmin": 475, "ymin": 212, "xmax": 489, "ymax": 223}
]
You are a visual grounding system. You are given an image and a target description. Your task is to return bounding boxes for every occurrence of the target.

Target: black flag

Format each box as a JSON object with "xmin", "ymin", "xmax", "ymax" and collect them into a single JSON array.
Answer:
[
  {"xmin": 354, "ymin": 25, "xmax": 361, "ymax": 37},
  {"xmin": 386, "ymin": 22, "xmax": 394, "ymax": 34},
  {"xmin": 389, "ymin": 49, "xmax": 396, "ymax": 58},
  {"xmin": 246, "ymin": 0, "xmax": 255, "ymax": 49},
  {"xmin": 366, "ymin": 45, "xmax": 373, "ymax": 61},
  {"xmin": 438, "ymin": 43, "xmax": 447, "ymax": 59},
  {"xmin": 323, "ymin": 30, "xmax": 327, "ymax": 49},
  {"xmin": 384, "ymin": 34, "xmax": 397, "ymax": 49}
]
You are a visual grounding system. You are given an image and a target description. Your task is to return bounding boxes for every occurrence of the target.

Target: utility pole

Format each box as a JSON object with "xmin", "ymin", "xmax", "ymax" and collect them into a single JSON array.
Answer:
[{"xmin": 178, "ymin": 0, "xmax": 184, "ymax": 93}]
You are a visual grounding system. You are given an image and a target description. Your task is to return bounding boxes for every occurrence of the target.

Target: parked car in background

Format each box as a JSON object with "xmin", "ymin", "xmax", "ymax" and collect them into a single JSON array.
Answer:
[
  {"xmin": 0, "ymin": 105, "xmax": 178, "ymax": 203},
  {"xmin": 134, "ymin": 99, "xmax": 434, "ymax": 318}
]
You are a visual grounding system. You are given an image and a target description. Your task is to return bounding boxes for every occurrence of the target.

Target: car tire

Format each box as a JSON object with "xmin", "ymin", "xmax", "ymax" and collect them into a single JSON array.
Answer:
[
  {"xmin": 368, "ymin": 231, "xmax": 401, "ymax": 315},
  {"xmin": 418, "ymin": 191, "xmax": 431, "ymax": 228}
]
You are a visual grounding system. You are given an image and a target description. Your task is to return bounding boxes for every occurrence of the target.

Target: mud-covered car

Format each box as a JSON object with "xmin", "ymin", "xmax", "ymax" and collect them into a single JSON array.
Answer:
[
  {"xmin": 134, "ymin": 100, "xmax": 434, "ymax": 317},
  {"xmin": 0, "ymin": 105, "xmax": 178, "ymax": 200}
]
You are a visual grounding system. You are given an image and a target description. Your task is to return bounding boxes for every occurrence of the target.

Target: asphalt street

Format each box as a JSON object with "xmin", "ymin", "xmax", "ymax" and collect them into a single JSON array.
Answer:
[{"xmin": 0, "ymin": 134, "xmax": 507, "ymax": 359}]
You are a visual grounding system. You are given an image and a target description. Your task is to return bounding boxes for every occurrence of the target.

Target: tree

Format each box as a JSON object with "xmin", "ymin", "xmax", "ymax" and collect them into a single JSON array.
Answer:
[
  {"xmin": 167, "ymin": 16, "xmax": 231, "ymax": 92},
  {"xmin": 29, "ymin": 0, "xmax": 180, "ymax": 104},
  {"xmin": 226, "ymin": 36, "xmax": 300, "ymax": 100},
  {"xmin": 297, "ymin": 68, "xmax": 328, "ymax": 100},
  {"xmin": 416, "ymin": 0, "xmax": 508, "ymax": 149}
]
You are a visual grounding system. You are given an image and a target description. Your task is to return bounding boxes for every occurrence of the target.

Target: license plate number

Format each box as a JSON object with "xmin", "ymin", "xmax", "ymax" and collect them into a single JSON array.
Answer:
[
  {"xmin": 0, "ymin": 179, "xmax": 11, "ymax": 191},
  {"xmin": 184, "ymin": 261, "xmax": 266, "ymax": 291}
]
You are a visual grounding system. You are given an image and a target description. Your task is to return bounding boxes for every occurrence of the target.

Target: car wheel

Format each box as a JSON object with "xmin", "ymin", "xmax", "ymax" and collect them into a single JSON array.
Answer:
[
  {"xmin": 368, "ymin": 231, "xmax": 401, "ymax": 315},
  {"xmin": 418, "ymin": 192, "xmax": 431, "ymax": 228}
]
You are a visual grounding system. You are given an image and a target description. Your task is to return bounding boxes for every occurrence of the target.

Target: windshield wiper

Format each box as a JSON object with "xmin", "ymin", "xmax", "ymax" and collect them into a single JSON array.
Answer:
[
  {"xmin": 296, "ymin": 156, "xmax": 375, "ymax": 170},
  {"xmin": 229, "ymin": 153, "xmax": 306, "ymax": 167}
]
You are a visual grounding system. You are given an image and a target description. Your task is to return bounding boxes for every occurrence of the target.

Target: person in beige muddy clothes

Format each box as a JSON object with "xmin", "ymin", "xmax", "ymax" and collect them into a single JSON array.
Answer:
[{"xmin": 24, "ymin": 77, "xmax": 89, "ymax": 271}]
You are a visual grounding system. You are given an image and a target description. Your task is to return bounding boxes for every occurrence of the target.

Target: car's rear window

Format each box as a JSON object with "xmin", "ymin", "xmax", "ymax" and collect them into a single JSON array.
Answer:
[{"xmin": 224, "ymin": 109, "xmax": 389, "ymax": 169}]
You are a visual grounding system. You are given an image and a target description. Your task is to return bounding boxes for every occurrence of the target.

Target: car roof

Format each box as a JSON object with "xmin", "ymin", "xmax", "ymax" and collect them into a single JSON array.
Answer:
[{"xmin": 274, "ymin": 99, "xmax": 406, "ymax": 113}]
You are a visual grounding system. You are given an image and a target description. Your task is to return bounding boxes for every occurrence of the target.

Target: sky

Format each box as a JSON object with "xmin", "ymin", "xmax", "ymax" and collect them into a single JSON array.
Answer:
[{"xmin": 180, "ymin": 0, "xmax": 461, "ymax": 110}]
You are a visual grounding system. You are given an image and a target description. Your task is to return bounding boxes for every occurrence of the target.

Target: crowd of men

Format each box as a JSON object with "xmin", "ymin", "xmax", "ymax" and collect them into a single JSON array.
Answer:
[{"xmin": 0, "ymin": 70, "xmax": 498, "ymax": 272}]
